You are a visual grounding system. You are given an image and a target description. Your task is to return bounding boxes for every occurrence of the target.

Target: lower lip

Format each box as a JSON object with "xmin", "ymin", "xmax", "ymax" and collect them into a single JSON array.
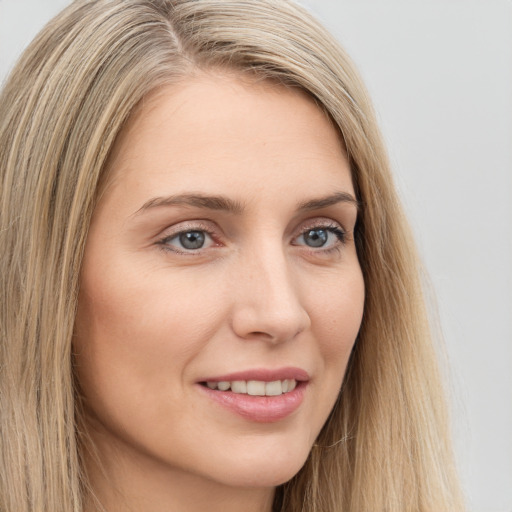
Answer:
[{"xmin": 198, "ymin": 383, "xmax": 307, "ymax": 423}]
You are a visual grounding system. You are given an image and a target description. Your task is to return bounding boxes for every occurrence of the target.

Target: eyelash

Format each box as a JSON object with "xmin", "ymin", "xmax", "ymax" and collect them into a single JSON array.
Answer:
[
  {"xmin": 294, "ymin": 223, "xmax": 347, "ymax": 255},
  {"xmin": 156, "ymin": 221, "xmax": 347, "ymax": 256},
  {"xmin": 156, "ymin": 221, "xmax": 217, "ymax": 256}
]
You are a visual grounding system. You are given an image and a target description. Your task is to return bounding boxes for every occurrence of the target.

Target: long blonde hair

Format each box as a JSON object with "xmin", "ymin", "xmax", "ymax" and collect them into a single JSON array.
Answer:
[{"xmin": 0, "ymin": 1, "xmax": 464, "ymax": 510}]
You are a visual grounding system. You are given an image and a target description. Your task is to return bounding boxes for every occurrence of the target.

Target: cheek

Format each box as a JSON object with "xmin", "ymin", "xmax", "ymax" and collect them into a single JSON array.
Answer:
[
  {"xmin": 313, "ymin": 270, "xmax": 365, "ymax": 353},
  {"xmin": 309, "ymin": 269, "xmax": 364, "ymax": 397},
  {"xmin": 77, "ymin": 251, "xmax": 220, "ymax": 341},
  {"xmin": 72, "ymin": 261, "xmax": 225, "ymax": 413}
]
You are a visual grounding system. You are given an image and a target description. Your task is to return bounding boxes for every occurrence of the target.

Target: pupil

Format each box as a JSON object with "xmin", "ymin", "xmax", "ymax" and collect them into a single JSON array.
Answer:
[
  {"xmin": 305, "ymin": 229, "xmax": 327, "ymax": 247},
  {"xmin": 179, "ymin": 231, "xmax": 205, "ymax": 250}
]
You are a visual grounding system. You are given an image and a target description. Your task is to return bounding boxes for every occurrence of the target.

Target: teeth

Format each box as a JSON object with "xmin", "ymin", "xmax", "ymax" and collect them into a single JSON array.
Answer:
[
  {"xmin": 265, "ymin": 380, "xmax": 282, "ymax": 396},
  {"xmin": 204, "ymin": 379, "xmax": 298, "ymax": 396},
  {"xmin": 231, "ymin": 381, "xmax": 247, "ymax": 394},
  {"xmin": 217, "ymin": 381, "xmax": 230, "ymax": 391},
  {"xmin": 247, "ymin": 380, "xmax": 266, "ymax": 396}
]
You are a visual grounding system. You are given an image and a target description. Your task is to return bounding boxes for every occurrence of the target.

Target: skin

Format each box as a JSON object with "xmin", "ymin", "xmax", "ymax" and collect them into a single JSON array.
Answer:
[{"xmin": 74, "ymin": 71, "xmax": 365, "ymax": 512}]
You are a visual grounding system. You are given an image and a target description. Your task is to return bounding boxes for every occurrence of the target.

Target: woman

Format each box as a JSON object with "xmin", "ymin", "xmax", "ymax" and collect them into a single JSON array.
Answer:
[{"xmin": 0, "ymin": 0, "xmax": 464, "ymax": 511}]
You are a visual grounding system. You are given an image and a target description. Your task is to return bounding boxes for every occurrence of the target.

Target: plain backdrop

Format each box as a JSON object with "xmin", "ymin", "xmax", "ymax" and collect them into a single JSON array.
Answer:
[{"xmin": 1, "ymin": 1, "xmax": 511, "ymax": 511}]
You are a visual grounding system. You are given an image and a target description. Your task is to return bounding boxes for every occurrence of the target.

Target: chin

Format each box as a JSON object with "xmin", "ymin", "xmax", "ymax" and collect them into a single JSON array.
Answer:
[
  {"xmin": 203, "ymin": 440, "xmax": 312, "ymax": 489},
  {"xmin": 214, "ymin": 464, "xmax": 306, "ymax": 489}
]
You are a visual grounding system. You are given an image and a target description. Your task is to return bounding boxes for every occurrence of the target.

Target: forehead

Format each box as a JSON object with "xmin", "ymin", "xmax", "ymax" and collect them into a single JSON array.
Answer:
[{"xmin": 102, "ymin": 71, "xmax": 353, "ymax": 208}]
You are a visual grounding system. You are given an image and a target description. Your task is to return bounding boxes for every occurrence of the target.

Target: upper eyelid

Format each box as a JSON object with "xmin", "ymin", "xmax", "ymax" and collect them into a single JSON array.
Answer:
[
  {"xmin": 155, "ymin": 222, "xmax": 220, "ymax": 254},
  {"xmin": 157, "ymin": 217, "xmax": 348, "ymax": 239},
  {"xmin": 294, "ymin": 217, "xmax": 347, "ymax": 235},
  {"xmin": 158, "ymin": 220, "xmax": 219, "ymax": 238},
  {"xmin": 293, "ymin": 225, "xmax": 346, "ymax": 243}
]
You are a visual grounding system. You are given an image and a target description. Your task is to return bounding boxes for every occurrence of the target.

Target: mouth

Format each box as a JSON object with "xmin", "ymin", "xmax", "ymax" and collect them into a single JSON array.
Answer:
[
  {"xmin": 200, "ymin": 379, "xmax": 297, "ymax": 396},
  {"xmin": 197, "ymin": 368, "xmax": 309, "ymax": 422}
]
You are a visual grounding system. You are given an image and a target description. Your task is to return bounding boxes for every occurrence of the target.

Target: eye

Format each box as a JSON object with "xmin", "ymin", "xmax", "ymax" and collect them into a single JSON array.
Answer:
[
  {"xmin": 159, "ymin": 229, "xmax": 215, "ymax": 252},
  {"xmin": 294, "ymin": 226, "xmax": 346, "ymax": 249}
]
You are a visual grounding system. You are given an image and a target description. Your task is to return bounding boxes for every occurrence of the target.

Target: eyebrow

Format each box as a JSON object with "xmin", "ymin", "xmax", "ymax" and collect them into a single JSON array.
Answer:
[
  {"xmin": 297, "ymin": 191, "xmax": 360, "ymax": 212},
  {"xmin": 134, "ymin": 191, "xmax": 359, "ymax": 217},
  {"xmin": 134, "ymin": 193, "xmax": 244, "ymax": 216}
]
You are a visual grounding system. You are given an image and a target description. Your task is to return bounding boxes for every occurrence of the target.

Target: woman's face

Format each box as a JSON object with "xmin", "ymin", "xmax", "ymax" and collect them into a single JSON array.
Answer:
[{"xmin": 74, "ymin": 72, "xmax": 364, "ymax": 492}]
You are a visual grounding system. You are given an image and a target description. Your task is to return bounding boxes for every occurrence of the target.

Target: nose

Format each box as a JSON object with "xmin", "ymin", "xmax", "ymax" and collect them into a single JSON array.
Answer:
[{"xmin": 230, "ymin": 244, "xmax": 311, "ymax": 344}]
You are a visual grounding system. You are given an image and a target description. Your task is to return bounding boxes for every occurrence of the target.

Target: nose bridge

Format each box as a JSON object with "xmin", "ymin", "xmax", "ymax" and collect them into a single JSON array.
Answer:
[{"xmin": 231, "ymin": 236, "xmax": 311, "ymax": 342}]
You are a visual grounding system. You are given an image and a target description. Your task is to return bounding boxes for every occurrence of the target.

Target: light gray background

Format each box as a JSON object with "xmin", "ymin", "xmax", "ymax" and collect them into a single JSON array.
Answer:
[{"xmin": 1, "ymin": 1, "xmax": 511, "ymax": 511}]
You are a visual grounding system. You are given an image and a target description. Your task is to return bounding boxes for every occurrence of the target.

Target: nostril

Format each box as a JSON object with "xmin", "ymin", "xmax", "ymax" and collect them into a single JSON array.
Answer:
[{"xmin": 246, "ymin": 331, "xmax": 274, "ymax": 339}]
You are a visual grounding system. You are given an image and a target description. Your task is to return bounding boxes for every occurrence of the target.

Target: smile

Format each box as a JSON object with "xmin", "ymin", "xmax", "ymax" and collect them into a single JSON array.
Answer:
[
  {"xmin": 198, "ymin": 368, "xmax": 309, "ymax": 422},
  {"xmin": 203, "ymin": 379, "xmax": 297, "ymax": 396}
]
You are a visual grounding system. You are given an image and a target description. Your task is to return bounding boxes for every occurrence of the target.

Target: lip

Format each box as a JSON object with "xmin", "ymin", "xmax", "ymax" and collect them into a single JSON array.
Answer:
[
  {"xmin": 200, "ymin": 367, "xmax": 310, "ymax": 383},
  {"xmin": 197, "ymin": 367, "xmax": 309, "ymax": 423}
]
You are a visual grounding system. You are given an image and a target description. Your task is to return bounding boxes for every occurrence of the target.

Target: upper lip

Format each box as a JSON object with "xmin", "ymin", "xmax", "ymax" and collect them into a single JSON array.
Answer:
[{"xmin": 199, "ymin": 367, "xmax": 310, "ymax": 383}]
